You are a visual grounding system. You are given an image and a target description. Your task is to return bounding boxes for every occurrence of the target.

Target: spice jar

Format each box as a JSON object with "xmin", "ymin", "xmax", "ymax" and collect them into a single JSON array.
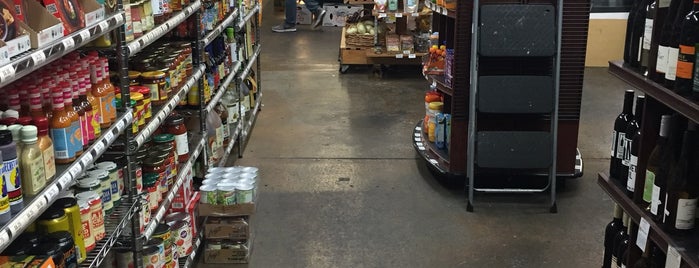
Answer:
[
  {"xmin": 140, "ymin": 71, "xmax": 168, "ymax": 106},
  {"xmin": 164, "ymin": 115, "xmax": 189, "ymax": 162}
]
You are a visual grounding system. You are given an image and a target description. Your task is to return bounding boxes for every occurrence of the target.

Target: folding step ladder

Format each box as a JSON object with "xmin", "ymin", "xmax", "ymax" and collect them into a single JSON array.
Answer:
[{"xmin": 466, "ymin": 0, "xmax": 563, "ymax": 213}]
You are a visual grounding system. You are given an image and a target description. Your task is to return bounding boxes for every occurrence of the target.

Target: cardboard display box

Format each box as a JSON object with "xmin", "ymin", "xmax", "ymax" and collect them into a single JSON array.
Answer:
[
  {"xmin": 42, "ymin": 0, "xmax": 86, "ymax": 34},
  {"xmin": 322, "ymin": 4, "xmax": 362, "ymax": 27},
  {"xmin": 198, "ymin": 203, "xmax": 256, "ymax": 217},
  {"xmin": 296, "ymin": 2, "xmax": 311, "ymax": 25},
  {"xmin": 80, "ymin": 0, "xmax": 105, "ymax": 27},
  {"xmin": 204, "ymin": 217, "xmax": 249, "ymax": 240},
  {"xmin": 19, "ymin": 0, "xmax": 64, "ymax": 48},
  {"xmin": 203, "ymin": 240, "xmax": 252, "ymax": 264}
]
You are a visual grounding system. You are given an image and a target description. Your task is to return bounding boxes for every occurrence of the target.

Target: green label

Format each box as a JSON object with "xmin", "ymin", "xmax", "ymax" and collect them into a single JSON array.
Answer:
[{"xmin": 643, "ymin": 170, "xmax": 655, "ymax": 203}]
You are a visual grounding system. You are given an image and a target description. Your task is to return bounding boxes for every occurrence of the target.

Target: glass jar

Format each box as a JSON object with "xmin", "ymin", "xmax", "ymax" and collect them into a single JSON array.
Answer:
[
  {"xmin": 87, "ymin": 169, "xmax": 113, "ymax": 216},
  {"xmin": 130, "ymin": 92, "xmax": 145, "ymax": 131},
  {"xmin": 149, "ymin": 150, "xmax": 173, "ymax": 196},
  {"xmin": 129, "ymin": 71, "xmax": 142, "ymax": 86},
  {"xmin": 140, "ymin": 71, "xmax": 168, "ymax": 106},
  {"xmin": 153, "ymin": 133, "xmax": 178, "ymax": 162},
  {"xmin": 143, "ymin": 156, "xmax": 166, "ymax": 201},
  {"xmin": 164, "ymin": 115, "xmax": 189, "ymax": 162},
  {"xmin": 143, "ymin": 173, "xmax": 160, "ymax": 211},
  {"xmin": 131, "ymin": 86, "xmax": 152, "ymax": 120}
]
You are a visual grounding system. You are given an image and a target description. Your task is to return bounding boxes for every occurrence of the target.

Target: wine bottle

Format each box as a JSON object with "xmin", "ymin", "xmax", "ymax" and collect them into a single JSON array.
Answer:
[
  {"xmin": 665, "ymin": 0, "xmax": 693, "ymax": 88},
  {"xmin": 632, "ymin": 0, "xmax": 653, "ymax": 70},
  {"xmin": 674, "ymin": 0, "xmax": 699, "ymax": 96},
  {"xmin": 641, "ymin": 0, "xmax": 658, "ymax": 76},
  {"xmin": 627, "ymin": 0, "xmax": 645, "ymax": 65},
  {"xmin": 611, "ymin": 90, "xmax": 635, "ymax": 181},
  {"xmin": 643, "ymin": 115, "xmax": 672, "ymax": 209},
  {"xmin": 632, "ymin": 242, "xmax": 652, "ymax": 268},
  {"xmin": 611, "ymin": 212, "xmax": 629, "ymax": 267},
  {"xmin": 651, "ymin": 115, "xmax": 685, "ymax": 223},
  {"xmin": 655, "ymin": 0, "xmax": 681, "ymax": 83},
  {"xmin": 663, "ymin": 122, "xmax": 698, "ymax": 232},
  {"xmin": 626, "ymin": 95, "xmax": 646, "ymax": 198},
  {"xmin": 603, "ymin": 204, "xmax": 625, "ymax": 268},
  {"xmin": 651, "ymin": 243, "xmax": 667, "ymax": 266}
]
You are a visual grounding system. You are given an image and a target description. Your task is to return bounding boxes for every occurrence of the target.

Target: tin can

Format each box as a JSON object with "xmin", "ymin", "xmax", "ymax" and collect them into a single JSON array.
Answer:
[
  {"xmin": 142, "ymin": 238, "xmax": 162, "ymax": 268},
  {"xmin": 199, "ymin": 184, "xmax": 217, "ymax": 205},
  {"xmin": 78, "ymin": 199, "xmax": 95, "ymax": 252},
  {"xmin": 96, "ymin": 162, "xmax": 121, "ymax": 207},
  {"xmin": 152, "ymin": 224, "xmax": 172, "ymax": 265},
  {"xmin": 76, "ymin": 191, "xmax": 106, "ymax": 241},
  {"xmin": 53, "ymin": 197, "xmax": 87, "ymax": 264},
  {"xmin": 170, "ymin": 220, "xmax": 191, "ymax": 257},
  {"xmin": 115, "ymin": 247, "xmax": 134, "ymax": 268},
  {"xmin": 38, "ymin": 207, "xmax": 70, "ymax": 234},
  {"xmin": 217, "ymin": 185, "xmax": 236, "ymax": 205},
  {"xmin": 88, "ymin": 169, "xmax": 113, "ymax": 215},
  {"xmin": 46, "ymin": 231, "xmax": 77, "ymax": 268},
  {"xmin": 236, "ymin": 183, "xmax": 254, "ymax": 204}
]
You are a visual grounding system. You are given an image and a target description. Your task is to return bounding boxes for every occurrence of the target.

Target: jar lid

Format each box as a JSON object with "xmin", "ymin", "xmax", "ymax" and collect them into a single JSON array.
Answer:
[
  {"xmin": 0, "ymin": 129, "xmax": 12, "ymax": 145},
  {"xmin": 207, "ymin": 167, "xmax": 226, "ymax": 174},
  {"xmin": 147, "ymin": 150, "xmax": 170, "ymax": 160},
  {"xmin": 53, "ymin": 197, "xmax": 78, "ymax": 209},
  {"xmin": 428, "ymin": 102, "xmax": 444, "ymax": 110},
  {"xmin": 204, "ymin": 173, "xmax": 221, "ymax": 181},
  {"xmin": 16, "ymin": 116, "xmax": 32, "ymax": 126},
  {"xmin": 77, "ymin": 199, "xmax": 89, "ymax": 209},
  {"xmin": 39, "ymin": 207, "xmax": 65, "ymax": 220},
  {"xmin": 240, "ymin": 166, "xmax": 258, "ymax": 174},
  {"xmin": 199, "ymin": 184, "xmax": 218, "ymax": 192},
  {"xmin": 235, "ymin": 183, "xmax": 254, "ymax": 191},
  {"xmin": 30, "ymin": 242, "xmax": 62, "ymax": 256},
  {"xmin": 128, "ymin": 70, "xmax": 141, "ymax": 79},
  {"xmin": 153, "ymin": 133, "xmax": 175, "ymax": 143},
  {"xmin": 140, "ymin": 71, "xmax": 166, "ymax": 79},
  {"xmin": 153, "ymin": 223, "xmax": 170, "ymax": 235},
  {"xmin": 143, "ymin": 173, "xmax": 159, "ymax": 185},
  {"xmin": 87, "ymin": 169, "xmax": 110, "ymax": 180},
  {"xmin": 96, "ymin": 161, "xmax": 117, "ymax": 171},
  {"xmin": 77, "ymin": 177, "xmax": 100, "ymax": 188},
  {"xmin": 75, "ymin": 191, "xmax": 100, "ymax": 201},
  {"xmin": 143, "ymin": 156, "xmax": 165, "ymax": 167},
  {"xmin": 165, "ymin": 114, "xmax": 184, "ymax": 125},
  {"xmin": 240, "ymin": 172, "xmax": 257, "ymax": 182},
  {"xmin": 146, "ymin": 237, "xmax": 164, "ymax": 247},
  {"xmin": 46, "ymin": 231, "xmax": 74, "ymax": 245},
  {"xmin": 154, "ymin": 143, "xmax": 174, "ymax": 152},
  {"xmin": 202, "ymin": 178, "xmax": 220, "ymax": 185},
  {"xmin": 130, "ymin": 92, "xmax": 144, "ymax": 101},
  {"xmin": 217, "ymin": 185, "xmax": 236, "ymax": 192},
  {"xmin": 170, "ymin": 220, "xmax": 186, "ymax": 230}
]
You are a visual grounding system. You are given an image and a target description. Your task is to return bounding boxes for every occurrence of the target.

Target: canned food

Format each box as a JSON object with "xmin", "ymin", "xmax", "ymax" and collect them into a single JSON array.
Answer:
[
  {"xmin": 206, "ymin": 167, "xmax": 226, "ymax": 174},
  {"xmin": 142, "ymin": 238, "xmax": 162, "ymax": 268},
  {"xmin": 201, "ymin": 178, "xmax": 220, "ymax": 185},
  {"xmin": 78, "ymin": 199, "xmax": 95, "ymax": 252},
  {"xmin": 37, "ymin": 207, "xmax": 70, "ymax": 234},
  {"xmin": 199, "ymin": 184, "xmax": 217, "ymax": 204},
  {"xmin": 217, "ymin": 185, "xmax": 236, "ymax": 205},
  {"xmin": 170, "ymin": 220, "xmax": 192, "ymax": 257},
  {"xmin": 88, "ymin": 169, "xmax": 113, "ymax": 215},
  {"xmin": 236, "ymin": 183, "xmax": 254, "ymax": 204},
  {"xmin": 46, "ymin": 231, "xmax": 77, "ymax": 268},
  {"xmin": 96, "ymin": 162, "xmax": 121, "ymax": 206},
  {"xmin": 204, "ymin": 173, "xmax": 221, "ymax": 181},
  {"xmin": 152, "ymin": 224, "xmax": 172, "ymax": 265},
  {"xmin": 76, "ymin": 191, "xmax": 106, "ymax": 241}
]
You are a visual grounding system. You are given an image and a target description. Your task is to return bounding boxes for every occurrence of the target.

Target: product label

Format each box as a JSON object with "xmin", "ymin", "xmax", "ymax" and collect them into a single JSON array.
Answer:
[
  {"xmin": 70, "ymin": 120, "xmax": 82, "ymax": 156},
  {"xmin": 666, "ymin": 47, "xmax": 680, "ymax": 81},
  {"xmin": 85, "ymin": 110, "xmax": 96, "ymax": 140},
  {"xmin": 611, "ymin": 131, "xmax": 617, "ymax": 157},
  {"xmin": 145, "ymin": 84, "xmax": 160, "ymax": 102},
  {"xmin": 174, "ymin": 133, "xmax": 189, "ymax": 156},
  {"xmin": 0, "ymin": 171, "xmax": 8, "ymax": 213},
  {"xmin": 90, "ymin": 203, "xmax": 105, "ymax": 240},
  {"xmin": 97, "ymin": 96, "xmax": 108, "ymax": 125},
  {"xmin": 622, "ymin": 136, "xmax": 632, "ymax": 166},
  {"xmin": 100, "ymin": 181, "xmax": 113, "ymax": 211},
  {"xmin": 657, "ymin": 45, "xmax": 669, "ymax": 73},
  {"xmin": 693, "ymin": 44, "xmax": 699, "ymax": 93},
  {"xmin": 643, "ymin": 170, "xmax": 655, "ymax": 203},
  {"xmin": 42, "ymin": 147, "xmax": 56, "ymax": 180},
  {"xmin": 79, "ymin": 114, "xmax": 88, "ymax": 146},
  {"xmin": 3, "ymin": 158, "xmax": 21, "ymax": 207},
  {"xmin": 110, "ymin": 179, "xmax": 120, "ymax": 203},
  {"xmin": 651, "ymin": 184, "xmax": 661, "ymax": 215},
  {"xmin": 627, "ymin": 155, "xmax": 638, "ymax": 192},
  {"xmin": 81, "ymin": 215, "xmax": 93, "ymax": 247},
  {"xmin": 26, "ymin": 157, "xmax": 45, "ymax": 191},
  {"xmin": 51, "ymin": 127, "xmax": 73, "ymax": 159},
  {"xmin": 675, "ymin": 198, "xmax": 698, "ymax": 229},
  {"xmin": 616, "ymin": 132, "xmax": 625, "ymax": 159},
  {"xmin": 643, "ymin": 19, "xmax": 653, "ymax": 50},
  {"xmin": 676, "ymin": 45, "xmax": 695, "ymax": 79},
  {"xmin": 216, "ymin": 125, "xmax": 224, "ymax": 156}
]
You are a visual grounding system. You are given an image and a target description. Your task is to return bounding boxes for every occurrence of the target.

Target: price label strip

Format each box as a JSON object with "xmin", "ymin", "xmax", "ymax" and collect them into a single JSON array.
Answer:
[
  {"xmin": 665, "ymin": 245, "xmax": 682, "ymax": 268},
  {"xmin": 79, "ymin": 153, "xmax": 94, "ymax": 168},
  {"xmin": 636, "ymin": 217, "xmax": 650, "ymax": 251},
  {"xmin": 395, "ymin": 13, "xmax": 403, "ymax": 17},
  {"xmin": 68, "ymin": 164, "xmax": 83, "ymax": 179},
  {"xmin": 395, "ymin": 54, "xmax": 404, "ymax": 59},
  {"xmin": 408, "ymin": 54, "xmax": 416, "ymax": 58},
  {"xmin": 379, "ymin": 13, "xmax": 387, "ymax": 18},
  {"xmin": 98, "ymin": 20, "xmax": 109, "ymax": 32},
  {"xmin": 31, "ymin": 52, "xmax": 46, "ymax": 65},
  {"xmin": 0, "ymin": 64, "xmax": 15, "ymax": 81}
]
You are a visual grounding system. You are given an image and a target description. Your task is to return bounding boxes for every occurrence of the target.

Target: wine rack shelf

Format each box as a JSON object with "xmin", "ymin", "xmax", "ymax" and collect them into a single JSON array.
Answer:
[
  {"xmin": 598, "ymin": 172, "xmax": 699, "ymax": 268},
  {"xmin": 608, "ymin": 60, "xmax": 699, "ymax": 123}
]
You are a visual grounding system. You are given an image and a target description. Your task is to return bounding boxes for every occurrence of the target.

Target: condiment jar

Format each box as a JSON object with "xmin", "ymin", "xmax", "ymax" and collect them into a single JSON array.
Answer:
[
  {"xmin": 140, "ymin": 71, "xmax": 168, "ymax": 106},
  {"xmin": 128, "ymin": 71, "xmax": 142, "ymax": 86},
  {"xmin": 30, "ymin": 243, "xmax": 64, "ymax": 268},
  {"xmin": 130, "ymin": 92, "xmax": 145, "ymax": 132},
  {"xmin": 164, "ymin": 115, "xmax": 189, "ymax": 162},
  {"xmin": 96, "ymin": 161, "xmax": 121, "ymax": 206},
  {"xmin": 45, "ymin": 231, "xmax": 77, "ymax": 268},
  {"xmin": 78, "ymin": 199, "xmax": 96, "ymax": 252}
]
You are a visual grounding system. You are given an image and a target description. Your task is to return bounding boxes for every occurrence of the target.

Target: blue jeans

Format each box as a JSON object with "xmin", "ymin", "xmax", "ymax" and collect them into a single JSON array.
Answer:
[{"xmin": 286, "ymin": 0, "xmax": 321, "ymax": 25}]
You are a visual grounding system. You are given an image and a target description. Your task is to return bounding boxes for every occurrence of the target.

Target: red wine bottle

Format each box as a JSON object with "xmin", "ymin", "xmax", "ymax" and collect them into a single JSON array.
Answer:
[
  {"xmin": 632, "ymin": 0, "xmax": 653, "ymax": 69},
  {"xmin": 627, "ymin": 0, "xmax": 645, "ymax": 65},
  {"xmin": 643, "ymin": 115, "xmax": 672, "ymax": 209},
  {"xmin": 655, "ymin": 0, "xmax": 682, "ymax": 82},
  {"xmin": 632, "ymin": 242, "xmax": 652, "ymax": 268},
  {"xmin": 674, "ymin": 0, "xmax": 699, "ymax": 95},
  {"xmin": 651, "ymin": 243, "xmax": 667, "ymax": 266},
  {"xmin": 650, "ymin": 114, "xmax": 684, "ymax": 223},
  {"xmin": 663, "ymin": 122, "xmax": 698, "ymax": 232},
  {"xmin": 611, "ymin": 213, "xmax": 629, "ymax": 267},
  {"xmin": 611, "ymin": 90, "xmax": 635, "ymax": 181},
  {"xmin": 626, "ymin": 95, "xmax": 645, "ymax": 198},
  {"xmin": 641, "ymin": 0, "xmax": 658, "ymax": 76},
  {"xmin": 603, "ymin": 204, "xmax": 624, "ymax": 268},
  {"xmin": 665, "ymin": 0, "xmax": 693, "ymax": 88}
]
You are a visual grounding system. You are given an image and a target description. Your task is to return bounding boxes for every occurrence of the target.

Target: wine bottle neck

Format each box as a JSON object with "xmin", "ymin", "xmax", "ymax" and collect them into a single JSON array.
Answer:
[{"xmin": 623, "ymin": 91, "xmax": 635, "ymax": 114}]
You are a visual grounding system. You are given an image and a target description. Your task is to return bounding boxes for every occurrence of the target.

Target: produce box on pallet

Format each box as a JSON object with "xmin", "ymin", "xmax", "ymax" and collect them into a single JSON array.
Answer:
[
  {"xmin": 322, "ymin": 4, "xmax": 363, "ymax": 27},
  {"xmin": 203, "ymin": 239, "xmax": 252, "ymax": 264},
  {"xmin": 205, "ymin": 216, "xmax": 250, "ymax": 240},
  {"xmin": 199, "ymin": 203, "xmax": 256, "ymax": 217},
  {"xmin": 296, "ymin": 1, "xmax": 312, "ymax": 25}
]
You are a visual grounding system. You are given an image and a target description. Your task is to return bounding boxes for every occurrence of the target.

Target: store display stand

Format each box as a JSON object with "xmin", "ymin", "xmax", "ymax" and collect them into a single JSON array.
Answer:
[{"xmin": 465, "ymin": 1, "xmax": 562, "ymax": 213}]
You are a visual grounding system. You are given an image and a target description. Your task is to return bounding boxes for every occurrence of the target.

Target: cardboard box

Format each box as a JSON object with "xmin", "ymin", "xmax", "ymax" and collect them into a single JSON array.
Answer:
[
  {"xmin": 170, "ymin": 168, "xmax": 194, "ymax": 212},
  {"xmin": 19, "ymin": 0, "xmax": 64, "ymax": 48},
  {"xmin": 204, "ymin": 217, "xmax": 249, "ymax": 240},
  {"xmin": 80, "ymin": 0, "xmax": 105, "ymax": 27},
  {"xmin": 296, "ymin": 2, "xmax": 312, "ymax": 25},
  {"xmin": 0, "ymin": 255, "xmax": 56, "ymax": 268},
  {"xmin": 188, "ymin": 191, "xmax": 201, "ymax": 239},
  {"xmin": 42, "ymin": 0, "xmax": 86, "ymax": 34},
  {"xmin": 203, "ymin": 240, "xmax": 251, "ymax": 264},
  {"xmin": 4, "ymin": 34, "xmax": 30, "ymax": 58},
  {"xmin": 198, "ymin": 203, "xmax": 256, "ymax": 217},
  {"xmin": 322, "ymin": 4, "xmax": 362, "ymax": 27}
]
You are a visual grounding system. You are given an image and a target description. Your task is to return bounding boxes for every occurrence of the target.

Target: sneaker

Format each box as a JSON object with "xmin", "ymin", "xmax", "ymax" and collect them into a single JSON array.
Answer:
[
  {"xmin": 312, "ymin": 9, "xmax": 326, "ymax": 29},
  {"xmin": 272, "ymin": 24, "xmax": 297, "ymax": 32}
]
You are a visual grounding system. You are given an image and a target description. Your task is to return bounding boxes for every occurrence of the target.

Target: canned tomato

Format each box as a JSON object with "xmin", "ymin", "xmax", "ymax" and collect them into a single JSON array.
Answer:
[
  {"xmin": 142, "ymin": 239, "xmax": 162, "ymax": 268},
  {"xmin": 199, "ymin": 184, "xmax": 217, "ymax": 205},
  {"xmin": 152, "ymin": 224, "xmax": 172, "ymax": 265},
  {"xmin": 76, "ymin": 191, "xmax": 106, "ymax": 241},
  {"xmin": 78, "ymin": 199, "xmax": 95, "ymax": 252},
  {"xmin": 170, "ymin": 220, "xmax": 191, "ymax": 257}
]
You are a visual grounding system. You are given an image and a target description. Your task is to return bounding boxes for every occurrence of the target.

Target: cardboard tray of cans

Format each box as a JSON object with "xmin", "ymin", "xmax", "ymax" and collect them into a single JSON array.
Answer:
[
  {"xmin": 198, "ymin": 203, "xmax": 256, "ymax": 217},
  {"xmin": 204, "ymin": 216, "xmax": 250, "ymax": 240},
  {"xmin": 203, "ymin": 239, "xmax": 252, "ymax": 264}
]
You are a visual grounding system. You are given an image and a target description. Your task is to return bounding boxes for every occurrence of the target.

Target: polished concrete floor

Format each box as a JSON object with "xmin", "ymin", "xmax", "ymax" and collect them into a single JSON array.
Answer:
[{"xmin": 199, "ymin": 3, "xmax": 635, "ymax": 267}]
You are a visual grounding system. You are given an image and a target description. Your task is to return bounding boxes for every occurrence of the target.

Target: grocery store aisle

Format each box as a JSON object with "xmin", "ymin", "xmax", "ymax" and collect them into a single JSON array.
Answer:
[{"xmin": 201, "ymin": 2, "xmax": 635, "ymax": 267}]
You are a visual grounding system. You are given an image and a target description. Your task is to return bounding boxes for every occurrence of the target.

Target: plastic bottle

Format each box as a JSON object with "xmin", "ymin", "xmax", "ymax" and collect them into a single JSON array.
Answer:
[
  {"xmin": 20, "ymin": 125, "xmax": 45, "ymax": 196},
  {"xmin": 35, "ymin": 118, "xmax": 56, "ymax": 182},
  {"xmin": 100, "ymin": 58, "xmax": 117, "ymax": 123},
  {"xmin": 90, "ymin": 55, "xmax": 112, "ymax": 129},
  {"xmin": 71, "ymin": 78, "xmax": 88, "ymax": 151},
  {"xmin": 29, "ymin": 88, "xmax": 45, "ymax": 120},
  {"xmin": 8, "ymin": 124, "xmax": 23, "ymax": 159},
  {"xmin": 83, "ymin": 69, "xmax": 101, "ymax": 138},
  {"xmin": 50, "ymin": 90, "xmax": 76, "ymax": 164},
  {"xmin": 0, "ymin": 129, "xmax": 22, "ymax": 215},
  {"xmin": 79, "ymin": 78, "xmax": 96, "ymax": 144}
]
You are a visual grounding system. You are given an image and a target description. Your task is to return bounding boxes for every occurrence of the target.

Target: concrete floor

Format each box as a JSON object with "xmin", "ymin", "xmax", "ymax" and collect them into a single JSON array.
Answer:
[{"xmin": 199, "ymin": 2, "xmax": 639, "ymax": 267}]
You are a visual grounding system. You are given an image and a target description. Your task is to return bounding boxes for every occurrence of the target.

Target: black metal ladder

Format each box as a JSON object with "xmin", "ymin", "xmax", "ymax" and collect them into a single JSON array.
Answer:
[{"xmin": 466, "ymin": 0, "xmax": 563, "ymax": 213}]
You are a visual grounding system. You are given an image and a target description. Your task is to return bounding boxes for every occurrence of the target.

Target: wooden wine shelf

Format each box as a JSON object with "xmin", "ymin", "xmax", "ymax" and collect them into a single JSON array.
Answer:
[
  {"xmin": 608, "ymin": 60, "xmax": 699, "ymax": 123},
  {"xmin": 597, "ymin": 172, "xmax": 699, "ymax": 268}
]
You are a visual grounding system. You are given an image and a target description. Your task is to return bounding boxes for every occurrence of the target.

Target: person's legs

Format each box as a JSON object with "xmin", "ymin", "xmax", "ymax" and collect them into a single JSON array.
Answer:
[
  {"xmin": 272, "ymin": 0, "xmax": 298, "ymax": 32},
  {"xmin": 304, "ymin": 0, "xmax": 326, "ymax": 29}
]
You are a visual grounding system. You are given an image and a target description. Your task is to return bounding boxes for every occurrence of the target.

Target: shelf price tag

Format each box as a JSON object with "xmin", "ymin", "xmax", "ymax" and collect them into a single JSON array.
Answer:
[
  {"xmin": 0, "ymin": 64, "xmax": 15, "ymax": 81},
  {"xmin": 429, "ymin": 159, "xmax": 438, "ymax": 165},
  {"xmin": 44, "ymin": 185, "xmax": 60, "ymax": 202},
  {"xmin": 68, "ymin": 164, "xmax": 83, "ymax": 179},
  {"xmin": 98, "ymin": 20, "xmax": 109, "ymax": 32},
  {"xmin": 395, "ymin": 54, "xmax": 404, "ymax": 59},
  {"xmin": 0, "ymin": 230, "xmax": 9, "ymax": 247},
  {"xmin": 79, "ymin": 153, "xmax": 93, "ymax": 168},
  {"xmin": 103, "ymin": 130, "xmax": 115, "ymax": 143},
  {"xmin": 57, "ymin": 174, "xmax": 73, "ymax": 188},
  {"xmin": 79, "ymin": 30, "xmax": 90, "ymax": 42},
  {"xmin": 378, "ymin": 13, "xmax": 387, "ymax": 18},
  {"xmin": 408, "ymin": 54, "xmax": 416, "ymax": 58},
  {"xmin": 395, "ymin": 13, "xmax": 403, "ymax": 17},
  {"xmin": 31, "ymin": 52, "xmax": 46, "ymax": 65},
  {"xmin": 93, "ymin": 140, "xmax": 105, "ymax": 154},
  {"xmin": 62, "ymin": 37, "xmax": 75, "ymax": 50},
  {"xmin": 636, "ymin": 217, "xmax": 650, "ymax": 251},
  {"xmin": 665, "ymin": 245, "xmax": 682, "ymax": 268}
]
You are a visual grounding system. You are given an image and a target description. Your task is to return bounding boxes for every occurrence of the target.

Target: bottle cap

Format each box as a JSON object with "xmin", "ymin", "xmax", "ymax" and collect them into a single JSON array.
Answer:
[
  {"xmin": 8, "ymin": 124, "xmax": 21, "ymax": 141},
  {"xmin": 20, "ymin": 125, "xmax": 37, "ymax": 142},
  {"xmin": 34, "ymin": 117, "xmax": 49, "ymax": 135},
  {"xmin": 16, "ymin": 117, "xmax": 32, "ymax": 126},
  {"xmin": 2, "ymin": 109, "xmax": 18, "ymax": 119}
]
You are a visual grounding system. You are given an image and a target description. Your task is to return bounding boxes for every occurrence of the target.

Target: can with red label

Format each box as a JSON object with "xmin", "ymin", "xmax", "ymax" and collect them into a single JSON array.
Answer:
[
  {"xmin": 78, "ymin": 199, "xmax": 95, "ymax": 253},
  {"xmin": 169, "ymin": 220, "xmax": 191, "ymax": 258},
  {"xmin": 76, "ymin": 191, "xmax": 105, "ymax": 242}
]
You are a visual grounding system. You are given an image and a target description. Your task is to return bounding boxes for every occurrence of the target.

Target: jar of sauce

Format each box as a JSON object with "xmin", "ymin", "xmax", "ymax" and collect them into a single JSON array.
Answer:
[
  {"xmin": 143, "ymin": 173, "xmax": 160, "ymax": 212},
  {"xmin": 88, "ymin": 169, "xmax": 113, "ymax": 216},
  {"xmin": 96, "ymin": 161, "xmax": 121, "ymax": 207},
  {"xmin": 131, "ymin": 86, "xmax": 152, "ymax": 120},
  {"xmin": 130, "ymin": 92, "xmax": 145, "ymax": 131},
  {"xmin": 164, "ymin": 115, "xmax": 189, "ymax": 162},
  {"xmin": 153, "ymin": 133, "xmax": 178, "ymax": 163},
  {"xmin": 46, "ymin": 231, "xmax": 77, "ymax": 268},
  {"xmin": 129, "ymin": 71, "xmax": 142, "ymax": 86},
  {"xmin": 140, "ymin": 71, "xmax": 167, "ymax": 106},
  {"xmin": 143, "ymin": 156, "xmax": 166, "ymax": 198}
]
